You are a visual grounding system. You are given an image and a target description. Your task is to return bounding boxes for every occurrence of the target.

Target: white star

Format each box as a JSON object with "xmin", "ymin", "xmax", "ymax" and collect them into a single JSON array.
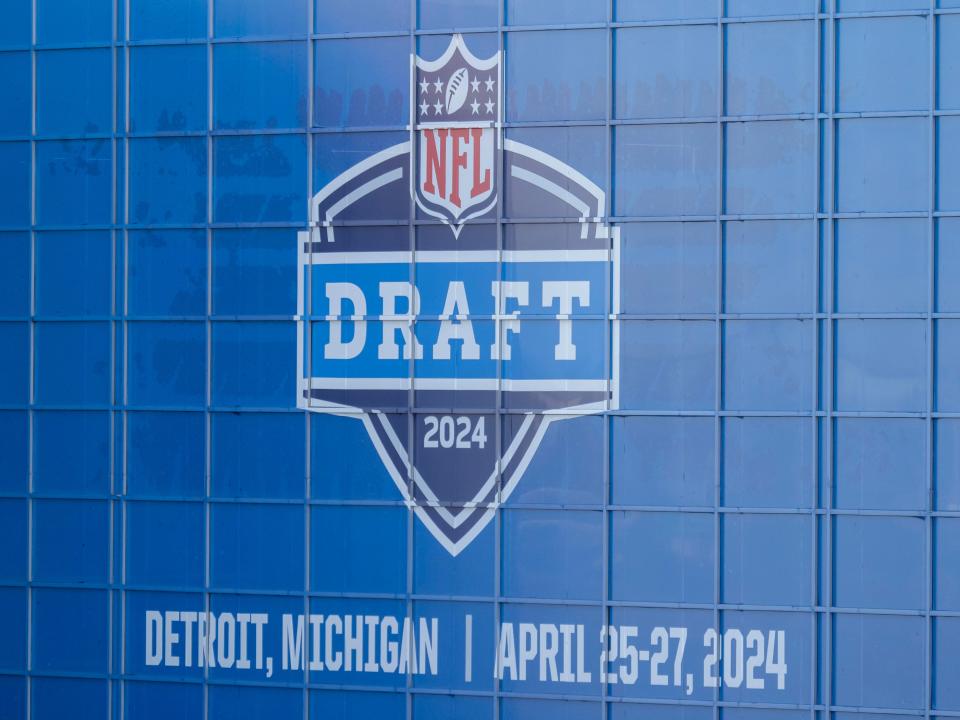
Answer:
[
  {"xmin": 484, "ymin": 76, "xmax": 495, "ymax": 92},
  {"xmin": 433, "ymin": 78, "xmax": 443, "ymax": 94},
  {"xmin": 470, "ymin": 99, "xmax": 480, "ymax": 114},
  {"xmin": 419, "ymin": 78, "xmax": 430, "ymax": 95},
  {"xmin": 433, "ymin": 99, "xmax": 443, "ymax": 115},
  {"xmin": 484, "ymin": 98, "xmax": 494, "ymax": 114},
  {"xmin": 470, "ymin": 77, "xmax": 480, "ymax": 93},
  {"xmin": 419, "ymin": 100, "xmax": 429, "ymax": 115}
]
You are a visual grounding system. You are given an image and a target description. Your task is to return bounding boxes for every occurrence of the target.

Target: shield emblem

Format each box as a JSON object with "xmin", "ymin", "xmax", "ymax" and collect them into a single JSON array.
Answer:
[
  {"xmin": 414, "ymin": 35, "xmax": 499, "ymax": 237},
  {"xmin": 298, "ymin": 35, "xmax": 619, "ymax": 556}
]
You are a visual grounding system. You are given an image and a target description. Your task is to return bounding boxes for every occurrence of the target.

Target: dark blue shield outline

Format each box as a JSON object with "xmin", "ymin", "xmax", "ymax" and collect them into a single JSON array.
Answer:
[{"xmin": 296, "ymin": 35, "xmax": 620, "ymax": 556}]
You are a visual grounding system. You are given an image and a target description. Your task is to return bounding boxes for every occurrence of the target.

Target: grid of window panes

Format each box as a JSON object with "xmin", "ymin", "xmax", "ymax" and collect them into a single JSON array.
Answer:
[{"xmin": 2, "ymin": 0, "xmax": 960, "ymax": 718}]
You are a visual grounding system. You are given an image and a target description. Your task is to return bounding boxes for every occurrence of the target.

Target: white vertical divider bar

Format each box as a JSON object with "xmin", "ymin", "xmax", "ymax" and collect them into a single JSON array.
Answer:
[
  {"xmin": 26, "ymin": 0, "xmax": 37, "ymax": 716},
  {"xmin": 203, "ymin": 0, "xmax": 214, "ymax": 718},
  {"xmin": 304, "ymin": 0, "xmax": 315, "ymax": 718},
  {"xmin": 494, "ymin": 3, "xmax": 506, "ymax": 719},
  {"xmin": 713, "ymin": 1, "xmax": 724, "ymax": 718},
  {"xmin": 926, "ymin": 2, "xmax": 937, "ymax": 719},
  {"xmin": 601, "ymin": 0, "xmax": 613, "ymax": 716},
  {"xmin": 406, "ymin": 3, "xmax": 416, "ymax": 719},
  {"xmin": 824, "ymin": 0, "xmax": 837, "ymax": 714},
  {"xmin": 810, "ymin": 2, "xmax": 822, "ymax": 719}
]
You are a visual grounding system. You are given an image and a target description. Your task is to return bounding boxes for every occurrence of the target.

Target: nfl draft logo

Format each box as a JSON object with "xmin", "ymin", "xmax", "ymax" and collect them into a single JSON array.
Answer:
[{"xmin": 297, "ymin": 35, "xmax": 620, "ymax": 555}]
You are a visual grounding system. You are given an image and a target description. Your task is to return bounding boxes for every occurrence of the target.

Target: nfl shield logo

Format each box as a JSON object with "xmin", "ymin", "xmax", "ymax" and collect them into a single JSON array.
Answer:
[
  {"xmin": 415, "ymin": 35, "xmax": 499, "ymax": 235},
  {"xmin": 297, "ymin": 35, "xmax": 620, "ymax": 556}
]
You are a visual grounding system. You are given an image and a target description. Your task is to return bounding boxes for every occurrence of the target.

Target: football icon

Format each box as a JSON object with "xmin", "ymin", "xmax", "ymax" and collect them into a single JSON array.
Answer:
[{"xmin": 446, "ymin": 68, "xmax": 470, "ymax": 114}]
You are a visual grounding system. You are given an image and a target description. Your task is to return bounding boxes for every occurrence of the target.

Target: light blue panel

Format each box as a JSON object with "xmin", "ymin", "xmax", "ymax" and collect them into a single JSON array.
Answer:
[
  {"xmin": 36, "ymin": 140, "xmax": 112, "ymax": 226},
  {"xmin": 620, "ymin": 320, "xmax": 715, "ymax": 410},
  {"xmin": 612, "ymin": 706, "xmax": 711, "ymax": 720},
  {"xmin": 126, "ymin": 411, "xmax": 205, "ymax": 498},
  {"xmin": 317, "ymin": 0, "xmax": 409, "ymax": 32},
  {"xmin": 833, "ymin": 614, "xmax": 925, "ymax": 710},
  {"xmin": 128, "ymin": 230, "xmax": 207, "ymax": 317},
  {"xmin": 411, "ymin": 600, "xmax": 496, "ymax": 692},
  {"xmin": 835, "ymin": 418, "xmax": 927, "ymax": 511},
  {"xmin": 836, "ymin": 118, "xmax": 928, "ymax": 213},
  {"xmin": 211, "ymin": 321, "xmax": 296, "ymax": 407},
  {"xmin": 719, "ymin": 610, "xmax": 812, "ymax": 706},
  {"xmin": 834, "ymin": 516, "xmax": 925, "ymax": 610},
  {"xmin": 0, "ymin": 588, "xmax": 26, "ymax": 671},
  {"xmin": 729, "ymin": 0, "xmax": 811, "ymax": 13},
  {"xmin": 0, "ymin": 1, "xmax": 30, "ymax": 47},
  {"xmin": 125, "ymin": 681, "xmax": 203, "ymax": 720},
  {"xmin": 838, "ymin": 0, "xmax": 929, "ymax": 12},
  {"xmin": 0, "ymin": 52, "xmax": 31, "ymax": 136},
  {"xmin": 413, "ymin": 512, "xmax": 495, "ymax": 596},
  {"xmin": 616, "ymin": 0, "xmax": 716, "ymax": 19},
  {"xmin": 502, "ymin": 509, "xmax": 603, "ymax": 600},
  {"xmin": 939, "ymin": 218, "xmax": 960, "ymax": 311},
  {"xmin": 615, "ymin": 123, "xmax": 717, "ymax": 216},
  {"xmin": 214, "ymin": 0, "xmax": 308, "ymax": 37},
  {"xmin": 724, "ymin": 320, "xmax": 813, "ymax": 410},
  {"xmin": 0, "ymin": 499, "xmax": 27, "ymax": 582},
  {"xmin": 0, "ymin": 411, "xmax": 28, "ymax": 493},
  {"xmin": 505, "ymin": 126, "xmax": 607, "ymax": 204},
  {"xmin": 935, "ymin": 617, "xmax": 960, "ymax": 710},
  {"xmin": 35, "ymin": 231, "xmax": 112, "ymax": 317},
  {"xmin": 0, "ymin": 142, "xmax": 30, "ymax": 228},
  {"xmin": 0, "ymin": 322, "xmax": 29, "ymax": 404},
  {"xmin": 212, "ymin": 228, "xmax": 297, "ymax": 316},
  {"xmin": 620, "ymin": 222, "xmax": 716, "ymax": 314},
  {"xmin": 508, "ymin": 0, "xmax": 605, "ymax": 24},
  {"xmin": 942, "ymin": 15, "xmax": 960, "ymax": 110},
  {"xmin": 723, "ymin": 417, "xmax": 812, "ymax": 508},
  {"xmin": 127, "ymin": 322, "xmax": 206, "ymax": 407},
  {"xmin": 310, "ymin": 413, "xmax": 401, "ymax": 501},
  {"xmin": 940, "ymin": 116, "xmax": 960, "ymax": 210},
  {"xmin": 937, "ymin": 419, "xmax": 960, "ymax": 511},
  {"xmin": 34, "ymin": 321, "xmax": 111, "ymax": 405},
  {"xmin": 413, "ymin": 694, "xmax": 492, "ymax": 720},
  {"xmin": 615, "ymin": 25, "xmax": 718, "ymax": 119},
  {"xmin": 722, "ymin": 514, "xmax": 810, "ymax": 605},
  {"xmin": 209, "ymin": 685, "xmax": 303, "ymax": 720},
  {"xmin": 213, "ymin": 134, "xmax": 307, "ymax": 222},
  {"xmin": 507, "ymin": 30, "xmax": 606, "ymax": 122},
  {"xmin": 214, "ymin": 42, "xmax": 307, "ymax": 130},
  {"xmin": 36, "ymin": 0, "xmax": 112, "ymax": 44},
  {"xmin": 211, "ymin": 412, "xmax": 305, "ymax": 498},
  {"xmin": 32, "ymin": 588, "xmax": 108, "ymax": 673},
  {"xmin": 725, "ymin": 221, "xmax": 813, "ymax": 313},
  {"xmin": 126, "ymin": 501, "xmax": 204, "ymax": 588},
  {"xmin": 0, "ymin": 232, "xmax": 30, "ymax": 315},
  {"xmin": 834, "ymin": 218, "xmax": 928, "ymax": 313},
  {"xmin": 32, "ymin": 678, "xmax": 107, "ymax": 720},
  {"xmin": 129, "ymin": 137, "xmax": 208, "ymax": 225},
  {"xmin": 419, "ymin": 0, "xmax": 497, "ymax": 29},
  {"xmin": 312, "ymin": 131, "xmax": 407, "ymax": 189},
  {"xmin": 835, "ymin": 319, "xmax": 927, "ymax": 412},
  {"xmin": 726, "ymin": 20, "xmax": 815, "ymax": 114},
  {"xmin": 501, "ymin": 699, "xmax": 598, "ymax": 720},
  {"xmin": 130, "ymin": 45, "xmax": 207, "ymax": 133},
  {"xmin": 37, "ymin": 49, "xmax": 112, "ymax": 136},
  {"xmin": 938, "ymin": 320, "xmax": 960, "ymax": 410},
  {"xmin": 311, "ymin": 690, "xmax": 406, "ymax": 720},
  {"xmin": 129, "ymin": 0, "xmax": 206, "ymax": 40},
  {"xmin": 509, "ymin": 415, "xmax": 604, "ymax": 505},
  {"xmin": 33, "ymin": 411, "xmax": 110, "ymax": 495},
  {"xmin": 837, "ymin": 16, "xmax": 928, "ymax": 112},
  {"xmin": 610, "ymin": 416, "xmax": 716, "ymax": 507},
  {"xmin": 725, "ymin": 120, "xmax": 816, "ymax": 214},
  {"xmin": 33, "ymin": 499, "xmax": 109, "ymax": 583},
  {"xmin": 936, "ymin": 518, "xmax": 960, "ymax": 611},
  {"xmin": 313, "ymin": 37, "xmax": 409, "ymax": 128},
  {"xmin": 610, "ymin": 511, "xmax": 713, "ymax": 603},
  {"xmin": 210, "ymin": 503, "xmax": 305, "ymax": 591}
]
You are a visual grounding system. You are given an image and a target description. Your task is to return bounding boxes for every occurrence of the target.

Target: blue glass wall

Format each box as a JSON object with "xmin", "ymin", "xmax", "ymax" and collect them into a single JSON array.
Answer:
[{"xmin": 1, "ymin": 0, "xmax": 960, "ymax": 719}]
